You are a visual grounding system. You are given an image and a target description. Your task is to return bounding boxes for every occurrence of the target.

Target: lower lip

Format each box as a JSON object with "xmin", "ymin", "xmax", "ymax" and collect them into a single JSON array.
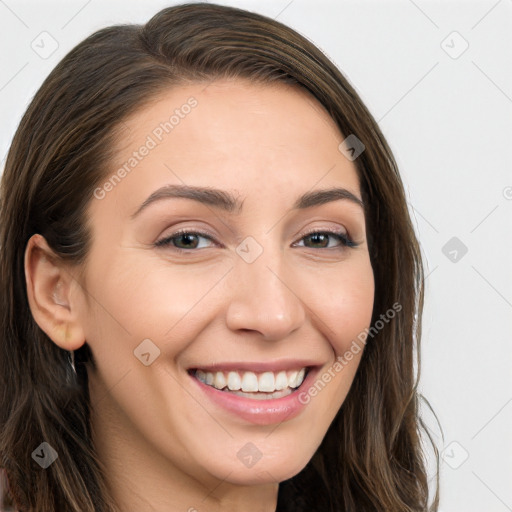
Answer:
[{"xmin": 189, "ymin": 367, "xmax": 319, "ymax": 425}]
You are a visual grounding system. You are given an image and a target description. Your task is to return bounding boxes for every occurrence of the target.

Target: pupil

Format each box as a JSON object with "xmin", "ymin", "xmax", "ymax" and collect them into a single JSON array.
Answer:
[
  {"xmin": 179, "ymin": 234, "xmax": 197, "ymax": 248},
  {"xmin": 309, "ymin": 233, "xmax": 327, "ymax": 247}
]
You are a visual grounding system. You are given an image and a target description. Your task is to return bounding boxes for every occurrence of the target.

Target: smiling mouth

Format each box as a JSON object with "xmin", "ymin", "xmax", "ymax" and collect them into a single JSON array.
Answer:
[{"xmin": 188, "ymin": 367, "xmax": 309, "ymax": 400}]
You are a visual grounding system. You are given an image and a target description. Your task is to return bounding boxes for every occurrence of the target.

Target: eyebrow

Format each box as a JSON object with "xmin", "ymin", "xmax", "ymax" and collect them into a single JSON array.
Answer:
[{"xmin": 130, "ymin": 184, "xmax": 364, "ymax": 219}]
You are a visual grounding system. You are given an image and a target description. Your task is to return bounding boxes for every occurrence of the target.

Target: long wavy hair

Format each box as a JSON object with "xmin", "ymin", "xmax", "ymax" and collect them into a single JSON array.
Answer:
[{"xmin": 0, "ymin": 2, "xmax": 440, "ymax": 510}]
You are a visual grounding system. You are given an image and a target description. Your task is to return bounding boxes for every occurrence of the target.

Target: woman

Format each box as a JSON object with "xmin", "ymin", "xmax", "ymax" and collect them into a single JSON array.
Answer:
[{"xmin": 0, "ymin": 3, "xmax": 440, "ymax": 511}]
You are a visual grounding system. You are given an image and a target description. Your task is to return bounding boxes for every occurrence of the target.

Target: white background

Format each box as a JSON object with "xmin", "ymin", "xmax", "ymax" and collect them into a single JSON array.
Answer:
[{"xmin": 1, "ymin": 1, "xmax": 511, "ymax": 510}]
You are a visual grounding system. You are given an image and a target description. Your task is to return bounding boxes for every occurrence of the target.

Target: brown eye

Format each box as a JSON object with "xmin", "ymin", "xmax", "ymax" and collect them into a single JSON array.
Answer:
[
  {"xmin": 155, "ymin": 230, "xmax": 217, "ymax": 251},
  {"xmin": 296, "ymin": 230, "xmax": 358, "ymax": 250}
]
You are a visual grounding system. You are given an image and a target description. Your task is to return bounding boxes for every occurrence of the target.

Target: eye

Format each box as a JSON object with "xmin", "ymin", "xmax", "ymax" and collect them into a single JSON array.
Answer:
[
  {"xmin": 155, "ymin": 229, "xmax": 218, "ymax": 251},
  {"xmin": 293, "ymin": 228, "xmax": 359, "ymax": 250},
  {"xmin": 155, "ymin": 227, "xmax": 359, "ymax": 253}
]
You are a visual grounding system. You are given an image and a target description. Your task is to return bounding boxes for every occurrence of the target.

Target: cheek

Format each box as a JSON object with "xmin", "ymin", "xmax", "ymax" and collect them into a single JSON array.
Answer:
[
  {"xmin": 306, "ymin": 256, "xmax": 375, "ymax": 355},
  {"xmin": 82, "ymin": 249, "xmax": 374, "ymax": 365},
  {"xmin": 83, "ymin": 252, "xmax": 225, "ymax": 335},
  {"xmin": 292, "ymin": 258, "xmax": 373, "ymax": 443}
]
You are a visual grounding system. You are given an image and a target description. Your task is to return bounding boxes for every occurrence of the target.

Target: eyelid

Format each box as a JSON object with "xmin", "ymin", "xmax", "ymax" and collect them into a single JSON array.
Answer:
[
  {"xmin": 294, "ymin": 226, "xmax": 358, "ymax": 248},
  {"xmin": 297, "ymin": 225, "xmax": 348, "ymax": 238},
  {"xmin": 155, "ymin": 224, "xmax": 359, "ymax": 251},
  {"xmin": 154, "ymin": 227, "xmax": 220, "ymax": 248}
]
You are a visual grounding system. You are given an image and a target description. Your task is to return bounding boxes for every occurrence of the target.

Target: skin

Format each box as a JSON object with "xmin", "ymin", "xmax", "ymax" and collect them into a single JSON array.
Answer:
[{"xmin": 25, "ymin": 79, "xmax": 374, "ymax": 512}]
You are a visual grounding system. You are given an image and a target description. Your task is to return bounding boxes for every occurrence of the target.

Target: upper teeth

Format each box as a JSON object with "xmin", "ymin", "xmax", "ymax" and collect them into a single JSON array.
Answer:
[{"xmin": 194, "ymin": 368, "xmax": 307, "ymax": 392}]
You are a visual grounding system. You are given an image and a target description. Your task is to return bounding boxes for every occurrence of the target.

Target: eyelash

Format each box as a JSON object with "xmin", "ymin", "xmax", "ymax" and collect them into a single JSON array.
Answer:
[{"xmin": 154, "ymin": 227, "xmax": 359, "ymax": 253}]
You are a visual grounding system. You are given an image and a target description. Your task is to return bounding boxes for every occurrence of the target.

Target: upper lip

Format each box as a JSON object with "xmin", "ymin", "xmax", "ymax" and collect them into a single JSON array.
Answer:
[{"xmin": 188, "ymin": 359, "xmax": 322, "ymax": 373}]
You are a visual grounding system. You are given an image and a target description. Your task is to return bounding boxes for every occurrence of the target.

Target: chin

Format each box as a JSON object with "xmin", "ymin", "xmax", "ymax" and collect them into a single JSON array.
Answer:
[{"xmin": 203, "ymin": 446, "xmax": 315, "ymax": 486}]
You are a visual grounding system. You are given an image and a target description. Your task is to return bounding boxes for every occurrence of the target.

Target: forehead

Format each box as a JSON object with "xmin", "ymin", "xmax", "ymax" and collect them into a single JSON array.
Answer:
[
  {"xmin": 122, "ymin": 78, "xmax": 341, "ymax": 134},
  {"xmin": 93, "ymin": 79, "xmax": 361, "ymax": 219},
  {"xmin": 117, "ymin": 80, "xmax": 348, "ymax": 162}
]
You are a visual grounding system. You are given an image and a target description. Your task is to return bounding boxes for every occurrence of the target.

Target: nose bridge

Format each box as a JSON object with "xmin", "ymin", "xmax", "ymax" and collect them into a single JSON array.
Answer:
[{"xmin": 225, "ymin": 236, "xmax": 306, "ymax": 340}]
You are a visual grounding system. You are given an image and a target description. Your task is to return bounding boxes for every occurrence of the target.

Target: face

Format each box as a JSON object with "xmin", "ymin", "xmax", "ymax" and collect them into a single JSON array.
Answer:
[{"xmin": 76, "ymin": 79, "xmax": 374, "ymax": 489}]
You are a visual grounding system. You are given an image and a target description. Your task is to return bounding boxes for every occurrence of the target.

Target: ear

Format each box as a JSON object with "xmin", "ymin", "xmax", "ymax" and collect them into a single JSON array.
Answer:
[{"xmin": 24, "ymin": 233, "xmax": 86, "ymax": 351}]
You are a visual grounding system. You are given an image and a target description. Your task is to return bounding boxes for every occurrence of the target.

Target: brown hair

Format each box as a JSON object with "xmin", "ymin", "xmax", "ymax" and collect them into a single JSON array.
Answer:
[{"xmin": 0, "ymin": 2, "xmax": 440, "ymax": 510}]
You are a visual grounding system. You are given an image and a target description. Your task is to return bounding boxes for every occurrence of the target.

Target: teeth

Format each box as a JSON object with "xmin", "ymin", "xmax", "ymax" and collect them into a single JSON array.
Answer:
[
  {"xmin": 258, "ymin": 371, "xmax": 275, "ymax": 392},
  {"xmin": 296, "ymin": 368, "xmax": 306, "ymax": 386},
  {"xmin": 288, "ymin": 368, "xmax": 306, "ymax": 388},
  {"xmin": 241, "ymin": 372, "xmax": 259, "ymax": 392},
  {"xmin": 288, "ymin": 370, "xmax": 298, "ymax": 388},
  {"xmin": 227, "ymin": 371, "xmax": 241, "ymax": 391},
  {"xmin": 229, "ymin": 388, "xmax": 295, "ymax": 400},
  {"xmin": 274, "ymin": 371, "xmax": 288, "ymax": 390},
  {"xmin": 213, "ymin": 371, "xmax": 226, "ymax": 390},
  {"xmin": 194, "ymin": 367, "xmax": 307, "ymax": 393}
]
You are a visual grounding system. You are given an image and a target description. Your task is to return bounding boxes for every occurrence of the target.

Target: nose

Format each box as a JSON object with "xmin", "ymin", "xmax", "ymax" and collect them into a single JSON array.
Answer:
[{"xmin": 225, "ymin": 249, "xmax": 306, "ymax": 341}]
